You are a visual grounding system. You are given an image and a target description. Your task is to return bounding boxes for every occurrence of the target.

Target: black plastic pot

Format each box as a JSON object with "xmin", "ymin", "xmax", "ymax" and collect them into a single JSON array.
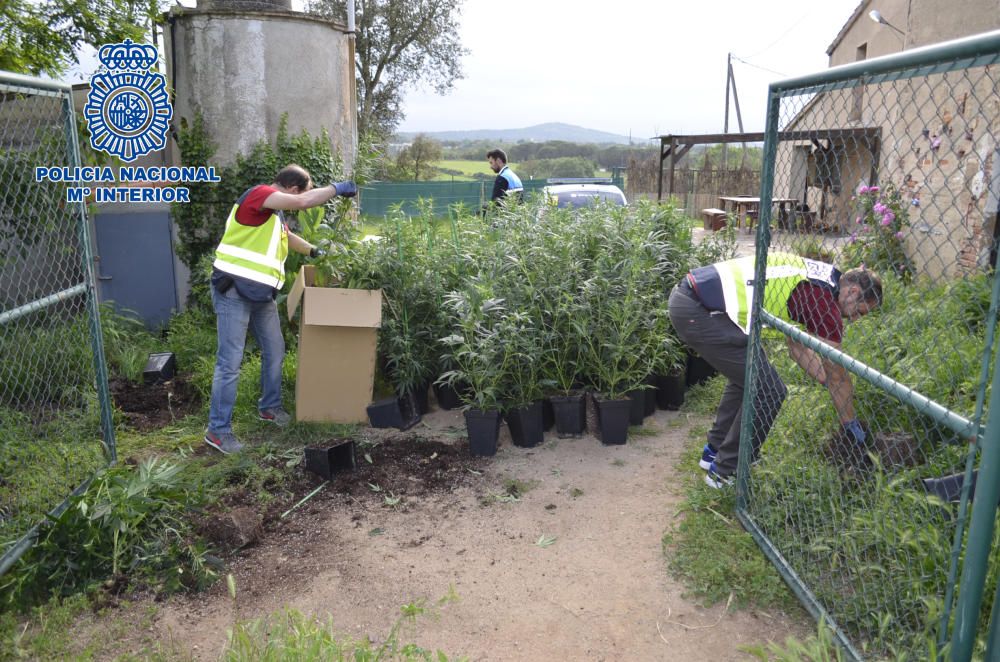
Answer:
[
  {"xmin": 366, "ymin": 393, "xmax": 421, "ymax": 430},
  {"xmin": 304, "ymin": 439, "xmax": 356, "ymax": 479},
  {"xmin": 627, "ymin": 389, "xmax": 646, "ymax": 425},
  {"xmin": 143, "ymin": 352, "xmax": 177, "ymax": 384},
  {"xmin": 686, "ymin": 352, "xmax": 718, "ymax": 387},
  {"xmin": 542, "ymin": 398, "xmax": 555, "ymax": 432},
  {"xmin": 505, "ymin": 401, "xmax": 545, "ymax": 448},
  {"xmin": 465, "ymin": 408, "xmax": 501, "ymax": 457},
  {"xmin": 595, "ymin": 397, "xmax": 631, "ymax": 445},
  {"xmin": 433, "ymin": 380, "xmax": 464, "ymax": 410},
  {"xmin": 655, "ymin": 371, "xmax": 686, "ymax": 410},
  {"xmin": 643, "ymin": 375, "xmax": 657, "ymax": 417},
  {"xmin": 550, "ymin": 393, "xmax": 586, "ymax": 438},
  {"xmin": 411, "ymin": 382, "xmax": 430, "ymax": 415}
]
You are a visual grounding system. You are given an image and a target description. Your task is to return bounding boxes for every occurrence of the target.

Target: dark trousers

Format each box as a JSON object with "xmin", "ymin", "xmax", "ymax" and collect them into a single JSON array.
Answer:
[{"xmin": 668, "ymin": 284, "xmax": 787, "ymax": 475}]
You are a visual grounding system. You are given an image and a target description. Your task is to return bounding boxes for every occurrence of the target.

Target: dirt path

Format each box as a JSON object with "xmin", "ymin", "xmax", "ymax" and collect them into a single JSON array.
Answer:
[{"xmin": 136, "ymin": 406, "xmax": 806, "ymax": 661}]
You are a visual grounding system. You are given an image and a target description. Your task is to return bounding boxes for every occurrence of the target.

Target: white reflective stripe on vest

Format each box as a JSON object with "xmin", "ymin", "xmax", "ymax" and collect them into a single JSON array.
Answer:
[
  {"xmin": 718, "ymin": 264, "xmax": 744, "ymax": 332},
  {"xmin": 212, "ymin": 259, "xmax": 282, "ymax": 288},
  {"xmin": 215, "ymin": 243, "xmax": 284, "ymax": 271},
  {"xmin": 764, "ymin": 264, "xmax": 808, "ymax": 280},
  {"xmin": 265, "ymin": 216, "xmax": 282, "ymax": 258},
  {"xmin": 713, "ymin": 254, "xmax": 834, "ymax": 334}
]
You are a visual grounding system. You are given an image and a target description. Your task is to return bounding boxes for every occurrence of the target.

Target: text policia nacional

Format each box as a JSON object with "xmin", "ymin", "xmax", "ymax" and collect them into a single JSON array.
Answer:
[{"xmin": 35, "ymin": 166, "xmax": 221, "ymax": 203}]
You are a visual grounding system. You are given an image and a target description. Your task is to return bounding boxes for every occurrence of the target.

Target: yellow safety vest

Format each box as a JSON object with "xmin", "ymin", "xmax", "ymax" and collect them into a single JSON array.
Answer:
[
  {"xmin": 711, "ymin": 252, "xmax": 837, "ymax": 333},
  {"xmin": 213, "ymin": 200, "xmax": 289, "ymax": 289}
]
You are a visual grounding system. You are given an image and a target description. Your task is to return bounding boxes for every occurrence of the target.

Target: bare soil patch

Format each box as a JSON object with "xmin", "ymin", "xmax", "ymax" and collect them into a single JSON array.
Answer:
[
  {"xmin": 334, "ymin": 434, "xmax": 490, "ymax": 501},
  {"xmin": 110, "ymin": 377, "xmax": 202, "ymax": 431},
  {"xmin": 196, "ymin": 433, "xmax": 490, "ymax": 555},
  {"xmin": 98, "ymin": 408, "xmax": 810, "ymax": 660}
]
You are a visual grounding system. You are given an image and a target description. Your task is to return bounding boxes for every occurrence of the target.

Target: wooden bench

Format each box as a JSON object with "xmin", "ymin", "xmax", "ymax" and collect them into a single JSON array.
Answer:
[{"xmin": 700, "ymin": 208, "xmax": 727, "ymax": 231}]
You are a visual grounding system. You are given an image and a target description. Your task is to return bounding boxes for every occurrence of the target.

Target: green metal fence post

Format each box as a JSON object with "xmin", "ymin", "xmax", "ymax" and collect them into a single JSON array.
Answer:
[
  {"xmin": 937, "ymin": 265, "xmax": 1000, "ymax": 656},
  {"xmin": 984, "ymin": 572, "xmax": 1000, "ymax": 658},
  {"xmin": 737, "ymin": 84, "xmax": 864, "ymax": 662},
  {"xmin": 950, "ymin": 343, "xmax": 1000, "ymax": 660},
  {"xmin": 63, "ymin": 91, "xmax": 116, "ymax": 463}
]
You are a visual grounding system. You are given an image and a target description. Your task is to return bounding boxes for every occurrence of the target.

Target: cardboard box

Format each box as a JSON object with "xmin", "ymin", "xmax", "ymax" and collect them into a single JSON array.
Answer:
[{"xmin": 286, "ymin": 266, "xmax": 382, "ymax": 423}]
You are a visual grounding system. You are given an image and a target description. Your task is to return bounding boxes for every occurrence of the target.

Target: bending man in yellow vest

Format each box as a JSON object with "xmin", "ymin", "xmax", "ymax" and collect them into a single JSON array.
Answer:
[
  {"xmin": 668, "ymin": 252, "xmax": 883, "ymax": 488},
  {"xmin": 205, "ymin": 165, "xmax": 357, "ymax": 454}
]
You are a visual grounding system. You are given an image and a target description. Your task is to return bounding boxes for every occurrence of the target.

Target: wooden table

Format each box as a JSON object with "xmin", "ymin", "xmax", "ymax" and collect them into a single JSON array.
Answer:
[{"xmin": 718, "ymin": 196, "xmax": 799, "ymax": 232}]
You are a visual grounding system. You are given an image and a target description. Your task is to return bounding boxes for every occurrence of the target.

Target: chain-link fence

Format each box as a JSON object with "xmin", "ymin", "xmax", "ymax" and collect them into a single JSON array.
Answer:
[
  {"xmin": 0, "ymin": 72, "xmax": 115, "ymax": 576},
  {"xmin": 733, "ymin": 31, "xmax": 1000, "ymax": 660}
]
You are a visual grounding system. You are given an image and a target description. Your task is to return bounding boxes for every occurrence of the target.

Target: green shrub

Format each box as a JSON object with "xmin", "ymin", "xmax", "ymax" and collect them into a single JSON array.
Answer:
[
  {"xmin": 0, "ymin": 458, "xmax": 215, "ymax": 611},
  {"xmin": 165, "ymin": 305, "xmax": 218, "ymax": 390},
  {"xmin": 841, "ymin": 183, "xmax": 914, "ymax": 282},
  {"xmin": 99, "ymin": 303, "xmax": 164, "ymax": 382},
  {"xmin": 173, "ymin": 114, "xmax": 343, "ymax": 272}
]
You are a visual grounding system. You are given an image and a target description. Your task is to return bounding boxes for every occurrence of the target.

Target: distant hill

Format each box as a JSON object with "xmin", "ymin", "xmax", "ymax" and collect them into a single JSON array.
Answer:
[{"xmin": 396, "ymin": 122, "xmax": 634, "ymax": 145}]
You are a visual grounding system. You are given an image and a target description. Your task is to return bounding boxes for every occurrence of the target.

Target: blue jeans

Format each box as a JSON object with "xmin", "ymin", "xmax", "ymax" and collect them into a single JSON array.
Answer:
[{"xmin": 208, "ymin": 286, "xmax": 285, "ymax": 433}]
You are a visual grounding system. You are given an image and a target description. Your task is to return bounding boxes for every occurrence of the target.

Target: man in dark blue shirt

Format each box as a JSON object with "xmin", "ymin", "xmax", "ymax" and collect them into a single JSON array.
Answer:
[{"xmin": 486, "ymin": 148, "xmax": 524, "ymax": 209}]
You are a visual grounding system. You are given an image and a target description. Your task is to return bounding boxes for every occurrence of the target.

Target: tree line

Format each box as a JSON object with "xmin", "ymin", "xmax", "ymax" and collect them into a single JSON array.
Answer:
[
  {"xmin": 6, "ymin": 0, "xmax": 764, "ymax": 183},
  {"xmin": 439, "ymin": 140, "xmax": 658, "ymax": 170},
  {"xmin": 392, "ymin": 135, "xmax": 765, "ymax": 182}
]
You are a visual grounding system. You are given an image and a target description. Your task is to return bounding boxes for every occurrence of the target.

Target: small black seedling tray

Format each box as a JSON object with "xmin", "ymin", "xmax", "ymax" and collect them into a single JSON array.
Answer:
[{"xmin": 304, "ymin": 439, "xmax": 356, "ymax": 480}]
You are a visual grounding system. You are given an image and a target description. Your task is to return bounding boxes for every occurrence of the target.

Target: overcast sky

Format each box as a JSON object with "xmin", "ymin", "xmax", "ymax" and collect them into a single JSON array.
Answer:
[
  {"xmin": 65, "ymin": 0, "xmax": 868, "ymax": 141},
  {"xmin": 397, "ymin": 0, "xmax": 865, "ymax": 140}
]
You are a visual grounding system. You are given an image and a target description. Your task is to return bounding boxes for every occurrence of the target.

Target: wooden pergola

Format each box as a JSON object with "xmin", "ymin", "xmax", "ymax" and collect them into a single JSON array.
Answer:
[{"xmin": 655, "ymin": 128, "xmax": 883, "ymax": 202}]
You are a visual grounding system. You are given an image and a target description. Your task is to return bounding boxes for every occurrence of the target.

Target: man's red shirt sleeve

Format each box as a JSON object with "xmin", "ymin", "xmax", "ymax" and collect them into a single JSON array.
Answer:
[{"xmin": 234, "ymin": 184, "xmax": 278, "ymax": 226}]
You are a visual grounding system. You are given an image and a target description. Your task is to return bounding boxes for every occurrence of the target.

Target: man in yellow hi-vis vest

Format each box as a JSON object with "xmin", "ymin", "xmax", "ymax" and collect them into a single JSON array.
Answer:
[
  {"xmin": 205, "ymin": 164, "xmax": 357, "ymax": 454},
  {"xmin": 668, "ymin": 252, "xmax": 883, "ymax": 488}
]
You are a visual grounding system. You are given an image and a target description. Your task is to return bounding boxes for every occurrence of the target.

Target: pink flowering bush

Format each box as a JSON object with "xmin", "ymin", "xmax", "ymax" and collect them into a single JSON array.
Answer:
[{"xmin": 842, "ymin": 183, "xmax": 914, "ymax": 282}]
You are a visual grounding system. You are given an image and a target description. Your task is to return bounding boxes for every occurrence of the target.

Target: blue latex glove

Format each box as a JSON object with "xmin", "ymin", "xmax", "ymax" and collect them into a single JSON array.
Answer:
[
  {"xmin": 309, "ymin": 247, "xmax": 327, "ymax": 259},
  {"xmin": 332, "ymin": 181, "xmax": 357, "ymax": 198},
  {"xmin": 843, "ymin": 419, "xmax": 866, "ymax": 445}
]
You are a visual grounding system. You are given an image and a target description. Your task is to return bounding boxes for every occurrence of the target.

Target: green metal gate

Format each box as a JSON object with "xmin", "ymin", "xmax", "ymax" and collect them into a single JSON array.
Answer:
[
  {"xmin": 0, "ymin": 72, "xmax": 115, "ymax": 578},
  {"xmin": 739, "ymin": 30, "xmax": 1000, "ymax": 660}
]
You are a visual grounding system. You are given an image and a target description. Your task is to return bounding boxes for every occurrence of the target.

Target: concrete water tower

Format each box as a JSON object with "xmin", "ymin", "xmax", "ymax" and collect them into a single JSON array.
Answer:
[{"xmin": 163, "ymin": 0, "xmax": 356, "ymax": 167}]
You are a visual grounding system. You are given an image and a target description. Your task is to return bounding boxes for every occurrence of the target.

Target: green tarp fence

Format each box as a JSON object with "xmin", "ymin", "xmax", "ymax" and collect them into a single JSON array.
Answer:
[{"xmin": 359, "ymin": 176, "xmax": 624, "ymax": 218}]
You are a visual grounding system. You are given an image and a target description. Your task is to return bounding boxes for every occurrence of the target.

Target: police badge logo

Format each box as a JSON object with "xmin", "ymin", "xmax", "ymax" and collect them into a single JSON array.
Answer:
[{"xmin": 84, "ymin": 39, "xmax": 172, "ymax": 162}]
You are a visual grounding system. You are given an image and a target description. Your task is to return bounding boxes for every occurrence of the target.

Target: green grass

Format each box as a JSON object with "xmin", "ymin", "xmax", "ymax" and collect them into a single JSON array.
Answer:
[
  {"xmin": 0, "ymin": 594, "xmax": 95, "ymax": 660},
  {"xmin": 741, "ymin": 618, "xmax": 849, "ymax": 661},
  {"xmin": 661, "ymin": 464, "xmax": 799, "ymax": 612},
  {"xmin": 1, "ymin": 308, "xmax": 359, "ymax": 615},
  {"xmin": 1, "ymin": 593, "xmax": 196, "ymax": 660},
  {"xmin": 431, "ymin": 159, "xmax": 506, "ymax": 180},
  {"xmin": 430, "ymin": 160, "xmax": 617, "ymax": 182},
  {"xmin": 661, "ymin": 375, "xmax": 800, "ymax": 613},
  {"xmin": 222, "ymin": 593, "xmax": 464, "ymax": 661}
]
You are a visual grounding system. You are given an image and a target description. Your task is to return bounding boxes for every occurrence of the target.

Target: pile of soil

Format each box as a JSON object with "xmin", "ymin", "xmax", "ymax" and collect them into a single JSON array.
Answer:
[
  {"xmin": 332, "ymin": 435, "xmax": 487, "ymax": 502},
  {"xmin": 204, "ymin": 434, "xmax": 488, "ymax": 552},
  {"xmin": 824, "ymin": 424, "xmax": 922, "ymax": 474},
  {"xmin": 110, "ymin": 376, "xmax": 203, "ymax": 431}
]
